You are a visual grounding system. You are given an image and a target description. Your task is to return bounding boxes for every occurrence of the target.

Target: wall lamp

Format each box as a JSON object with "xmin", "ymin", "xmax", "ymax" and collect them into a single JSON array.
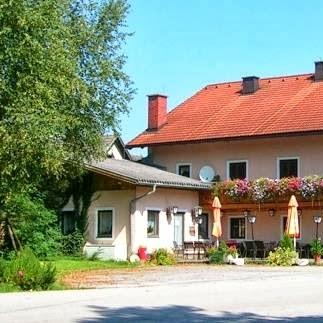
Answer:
[
  {"xmin": 192, "ymin": 206, "xmax": 203, "ymax": 218},
  {"xmin": 268, "ymin": 208, "xmax": 275, "ymax": 217},
  {"xmin": 313, "ymin": 214, "xmax": 322, "ymax": 240},
  {"xmin": 243, "ymin": 209, "xmax": 256, "ymax": 223},
  {"xmin": 166, "ymin": 206, "xmax": 178, "ymax": 216},
  {"xmin": 243, "ymin": 209, "xmax": 250, "ymax": 217},
  {"xmin": 314, "ymin": 215, "xmax": 322, "ymax": 224},
  {"xmin": 244, "ymin": 209, "xmax": 256, "ymax": 240},
  {"xmin": 166, "ymin": 206, "xmax": 178, "ymax": 224}
]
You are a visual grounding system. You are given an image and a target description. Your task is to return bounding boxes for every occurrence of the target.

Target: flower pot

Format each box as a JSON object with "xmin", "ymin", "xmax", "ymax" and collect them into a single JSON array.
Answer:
[
  {"xmin": 314, "ymin": 254, "xmax": 321, "ymax": 265},
  {"xmin": 224, "ymin": 254, "xmax": 238, "ymax": 264}
]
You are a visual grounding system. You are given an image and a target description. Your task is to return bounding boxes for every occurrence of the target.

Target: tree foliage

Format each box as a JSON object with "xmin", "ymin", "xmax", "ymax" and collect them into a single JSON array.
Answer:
[
  {"xmin": 0, "ymin": 0, "xmax": 133, "ymax": 199},
  {"xmin": 0, "ymin": 0, "xmax": 133, "ymax": 253},
  {"xmin": 3, "ymin": 194, "xmax": 62, "ymax": 258}
]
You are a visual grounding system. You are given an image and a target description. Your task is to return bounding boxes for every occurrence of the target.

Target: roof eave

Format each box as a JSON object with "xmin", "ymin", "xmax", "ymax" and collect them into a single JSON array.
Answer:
[
  {"xmin": 85, "ymin": 164, "xmax": 211, "ymax": 190},
  {"xmin": 136, "ymin": 181, "xmax": 211, "ymax": 190},
  {"xmin": 85, "ymin": 164, "xmax": 137, "ymax": 185},
  {"xmin": 126, "ymin": 129, "xmax": 323, "ymax": 148}
]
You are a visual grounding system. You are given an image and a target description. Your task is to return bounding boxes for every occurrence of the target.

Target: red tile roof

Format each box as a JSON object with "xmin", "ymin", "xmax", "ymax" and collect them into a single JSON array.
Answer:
[{"xmin": 127, "ymin": 73, "xmax": 323, "ymax": 148}]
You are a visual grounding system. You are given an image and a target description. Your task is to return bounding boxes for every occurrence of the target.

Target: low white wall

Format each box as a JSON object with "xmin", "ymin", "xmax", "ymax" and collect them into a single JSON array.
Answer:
[{"xmin": 83, "ymin": 242, "xmax": 128, "ymax": 261}]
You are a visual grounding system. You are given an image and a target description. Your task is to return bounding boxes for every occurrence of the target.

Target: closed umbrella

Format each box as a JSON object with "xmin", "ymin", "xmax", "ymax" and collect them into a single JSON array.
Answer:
[
  {"xmin": 212, "ymin": 196, "xmax": 222, "ymax": 248},
  {"xmin": 286, "ymin": 195, "xmax": 300, "ymax": 249}
]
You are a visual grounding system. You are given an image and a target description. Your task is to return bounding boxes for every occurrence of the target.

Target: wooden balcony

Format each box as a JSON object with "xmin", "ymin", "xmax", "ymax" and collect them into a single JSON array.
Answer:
[{"xmin": 199, "ymin": 190, "xmax": 323, "ymax": 212}]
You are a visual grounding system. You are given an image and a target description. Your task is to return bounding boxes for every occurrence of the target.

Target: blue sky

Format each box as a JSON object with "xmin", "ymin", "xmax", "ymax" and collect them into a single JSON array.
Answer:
[{"xmin": 121, "ymin": 0, "xmax": 323, "ymax": 150}]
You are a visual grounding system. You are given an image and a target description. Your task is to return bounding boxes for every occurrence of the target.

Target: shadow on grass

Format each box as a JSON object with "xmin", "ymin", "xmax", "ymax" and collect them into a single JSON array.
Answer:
[{"xmin": 78, "ymin": 305, "xmax": 323, "ymax": 322}]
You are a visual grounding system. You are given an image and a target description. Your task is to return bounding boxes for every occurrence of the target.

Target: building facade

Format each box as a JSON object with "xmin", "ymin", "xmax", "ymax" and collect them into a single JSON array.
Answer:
[{"xmin": 127, "ymin": 62, "xmax": 323, "ymax": 245}]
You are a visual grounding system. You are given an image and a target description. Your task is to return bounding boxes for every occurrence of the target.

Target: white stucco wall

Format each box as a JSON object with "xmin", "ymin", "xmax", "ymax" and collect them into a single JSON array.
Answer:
[
  {"xmin": 63, "ymin": 185, "xmax": 204, "ymax": 259},
  {"xmin": 64, "ymin": 190, "xmax": 135, "ymax": 260},
  {"xmin": 131, "ymin": 187, "xmax": 200, "ymax": 254},
  {"xmin": 149, "ymin": 135, "xmax": 323, "ymax": 180}
]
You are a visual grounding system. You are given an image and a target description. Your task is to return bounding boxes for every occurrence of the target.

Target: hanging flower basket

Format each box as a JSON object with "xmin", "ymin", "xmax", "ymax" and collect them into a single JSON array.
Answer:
[{"xmin": 214, "ymin": 176, "xmax": 323, "ymax": 204}]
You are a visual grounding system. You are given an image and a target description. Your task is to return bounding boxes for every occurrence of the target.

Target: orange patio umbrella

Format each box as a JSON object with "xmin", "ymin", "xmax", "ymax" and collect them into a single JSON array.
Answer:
[
  {"xmin": 286, "ymin": 195, "xmax": 300, "ymax": 249},
  {"xmin": 212, "ymin": 196, "xmax": 222, "ymax": 248}
]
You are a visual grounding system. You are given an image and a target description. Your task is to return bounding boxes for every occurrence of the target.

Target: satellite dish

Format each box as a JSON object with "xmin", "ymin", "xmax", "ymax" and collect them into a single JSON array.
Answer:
[{"xmin": 199, "ymin": 166, "xmax": 215, "ymax": 183}]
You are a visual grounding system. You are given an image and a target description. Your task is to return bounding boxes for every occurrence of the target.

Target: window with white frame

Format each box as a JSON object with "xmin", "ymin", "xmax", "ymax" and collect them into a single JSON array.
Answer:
[
  {"xmin": 147, "ymin": 210, "xmax": 159, "ymax": 238},
  {"xmin": 229, "ymin": 217, "xmax": 246, "ymax": 239},
  {"xmin": 227, "ymin": 160, "xmax": 248, "ymax": 180},
  {"xmin": 97, "ymin": 209, "xmax": 113, "ymax": 238},
  {"xmin": 278, "ymin": 157, "xmax": 299, "ymax": 179},
  {"xmin": 176, "ymin": 164, "xmax": 191, "ymax": 178},
  {"xmin": 62, "ymin": 210, "xmax": 76, "ymax": 235}
]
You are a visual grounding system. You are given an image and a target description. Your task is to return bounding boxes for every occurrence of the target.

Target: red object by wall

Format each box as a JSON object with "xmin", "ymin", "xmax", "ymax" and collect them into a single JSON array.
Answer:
[{"xmin": 138, "ymin": 246, "xmax": 147, "ymax": 261}]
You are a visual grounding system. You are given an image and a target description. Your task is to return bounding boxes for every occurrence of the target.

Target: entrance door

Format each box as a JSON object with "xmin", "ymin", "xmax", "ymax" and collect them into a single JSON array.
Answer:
[{"xmin": 174, "ymin": 213, "xmax": 184, "ymax": 247}]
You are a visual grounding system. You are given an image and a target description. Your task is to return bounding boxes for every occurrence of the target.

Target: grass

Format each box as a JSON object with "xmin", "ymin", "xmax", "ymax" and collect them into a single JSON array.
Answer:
[
  {"xmin": 0, "ymin": 256, "xmax": 140, "ymax": 293},
  {"xmin": 48, "ymin": 256, "xmax": 139, "ymax": 276},
  {"xmin": 0, "ymin": 282, "xmax": 18, "ymax": 292}
]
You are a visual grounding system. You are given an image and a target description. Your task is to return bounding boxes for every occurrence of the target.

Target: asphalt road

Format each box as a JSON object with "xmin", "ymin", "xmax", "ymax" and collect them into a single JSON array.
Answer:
[{"xmin": 1, "ymin": 266, "xmax": 323, "ymax": 322}]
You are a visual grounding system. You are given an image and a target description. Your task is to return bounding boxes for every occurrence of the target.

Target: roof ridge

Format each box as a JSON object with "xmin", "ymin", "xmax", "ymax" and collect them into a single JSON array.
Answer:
[{"xmin": 206, "ymin": 72, "xmax": 313, "ymax": 88}]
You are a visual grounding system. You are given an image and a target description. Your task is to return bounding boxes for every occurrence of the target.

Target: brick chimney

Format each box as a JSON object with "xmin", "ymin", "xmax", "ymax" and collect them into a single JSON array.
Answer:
[
  {"xmin": 315, "ymin": 61, "xmax": 323, "ymax": 81},
  {"xmin": 242, "ymin": 76, "xmax": 260, "ymax": 94},
  {"xmin": 147, "ymin": 94, "xmax": 167, "ymax": 130}
]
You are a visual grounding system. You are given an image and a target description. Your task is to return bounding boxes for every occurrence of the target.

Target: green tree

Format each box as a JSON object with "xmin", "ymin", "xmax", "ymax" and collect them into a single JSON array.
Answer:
[
  {"xmin": 0, "ymin": 0, "xmax": 133, "ymax": 252},
  {"xmin": 0, "ymin": 0, "xmax": 133, "ymax": 194}
]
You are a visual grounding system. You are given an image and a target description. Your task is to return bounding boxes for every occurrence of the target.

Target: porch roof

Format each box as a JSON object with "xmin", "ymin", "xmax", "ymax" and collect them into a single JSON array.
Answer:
[{"xmin": 86, "ymin": 159, "xmax": 211, "ymax": 190}]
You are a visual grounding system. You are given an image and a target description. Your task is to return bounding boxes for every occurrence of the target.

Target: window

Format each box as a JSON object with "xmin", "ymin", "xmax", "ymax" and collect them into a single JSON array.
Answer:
[
  {"xmin": 230, "ymin": 217, "xmax": 246, "ymax": 239},
  {"xmin": 147, "ymin": 210, "xmax": 159, "ymax": 238},
  {"xmin": 227, "ymin": 160, "xmax": 247, "ymax": 180},
  {"xmin": 62, "ymin": 211, "xmax": 76, "ymax": 235},
  {"xmin": 198, "ymin": 214, "xmax": 209, "ymax": 239},
  {"xmin": 278, "ymin": 158, "xmax": 299, "ymax": 178},
  {"xmin": 97, "ymin": 210, "xmax": 113, "ymax": 238},
  {"xmin": 282, "ymin": 216, "xmax": 301, "ymax": 239},
  {"xmin": 177, "ymin": 164, "xmax": 191, "ymax": 178}
]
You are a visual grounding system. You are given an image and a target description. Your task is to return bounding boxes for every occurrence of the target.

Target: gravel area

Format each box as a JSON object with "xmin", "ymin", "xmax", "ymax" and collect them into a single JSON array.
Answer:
[
  {"xmin": 2, "ymin": 265, "xmax": 323, "ymax": 322},
  {"xmin": 62, "ymin": 264, "xmax": 323, "ymax": 289}
]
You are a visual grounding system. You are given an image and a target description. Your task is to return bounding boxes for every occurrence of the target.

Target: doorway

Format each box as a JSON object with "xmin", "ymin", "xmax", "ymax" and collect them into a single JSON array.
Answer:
[{"xmin": 174, "ymin": 212, "xmax": 184, "ymax": 247}]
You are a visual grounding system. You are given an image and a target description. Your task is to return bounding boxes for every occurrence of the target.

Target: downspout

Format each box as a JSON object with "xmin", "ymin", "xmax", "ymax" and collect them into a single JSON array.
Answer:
[
  {"xmin": 129, "ymin": 184, "xmax": 157, "ymax": 213},
  {"xmin": 129, "ymin": 184, "xmax": 157, "ymax": 256}
]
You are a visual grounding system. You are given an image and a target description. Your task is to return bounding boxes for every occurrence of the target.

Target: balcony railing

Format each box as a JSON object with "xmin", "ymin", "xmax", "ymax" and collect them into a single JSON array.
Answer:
[{"xmin": 200, "ymin": 176, "xmax": 323, "ymax": 211}]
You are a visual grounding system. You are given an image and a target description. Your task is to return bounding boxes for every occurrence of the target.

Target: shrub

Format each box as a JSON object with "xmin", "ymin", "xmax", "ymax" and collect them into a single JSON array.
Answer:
[
  {"xmin": 149, "ymin": 248, "xmax": 176, "ymax": 265},
  {"xmin": 267, "ymin": 247, "xmax": 298, "ymax": 266},
  {"xmin": 4, "ymin": 194, "xmax": 62, "ymax": 258},
  {"xmin": 310, "ymin": 239, "xmax": 323, "ymax": 256},
  {"xmin": 279, "ymin": 234, "xmax": 294, "ymax": 251},
  {"xmin": 207, "ymin": 247, "xmax": 225, "ymax": 264},
  {"xmin": 0, "ymin": 258, "xmax": 6, "ymax": 283},
  {"xmin": 61, "ymin": 230, "xmax": 84, "ymax": 256},
  {"xmin": 6, "ymin": 248, "xmax": 56, "ymax": 290},
  {"xmin": 207, "ymin": 241, "xmax": 229, "ymax": 264}
]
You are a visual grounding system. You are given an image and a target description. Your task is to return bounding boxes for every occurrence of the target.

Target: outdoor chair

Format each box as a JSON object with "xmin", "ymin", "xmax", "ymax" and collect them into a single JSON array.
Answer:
[
  {"xmin": 194, "ymin": 241, "xmax": 206, "ymax": 259},
  {"xmin": 303, "ymin": 244, "xmax": 311, "ymax": 258},
  {"xmin": 173, "ymin": 241, "xmax": 183, "ymax": 258},
  {"xmin": 296, "ymin": 242, "xmax": 310, "ymax": 258},
  {"xmin": 242, "ymin": 241, "xmax": 257, "ymax": 258},
  {"xmin": 254, "ymin": 240, "xmax": 267, "ymax": 259},
  {"xmin": 237, "ymin": 242, "xmax": 245, "ymax": 257},
  {"xmin": 183, "ymin": 241, "xmax": 195, "ymax": 260}
]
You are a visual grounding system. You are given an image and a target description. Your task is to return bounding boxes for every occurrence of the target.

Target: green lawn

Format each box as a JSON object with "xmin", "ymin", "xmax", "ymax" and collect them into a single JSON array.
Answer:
[
  {"xmin": 0, "ymin": 256, "xmax": 139, "ymax": 292},
  {"xmin": 49, "ymin": 256, "xmax": 139, "ymax": 276}
]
